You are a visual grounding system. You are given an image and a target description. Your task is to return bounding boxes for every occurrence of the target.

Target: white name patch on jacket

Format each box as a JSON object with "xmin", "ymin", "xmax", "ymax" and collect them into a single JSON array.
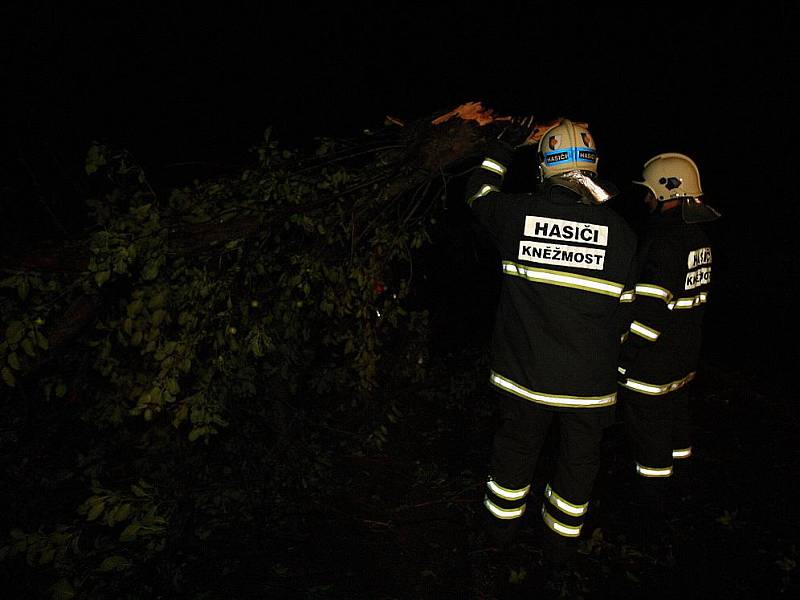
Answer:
[
  {"xmin": 685, "ymin": 267, "xmax": 711, "ymax": 290},
  {"xmin": 524, "ymin": 216, "xmax": 608, "ymax": 246},
  {"xmin": 518, "ymin": 241, "xmax": 606, "ymax": 270},
  {"xmin": 687, "ymin": 247, "xmax": 712, "ymax": 269},
  {"xmin": 685, "ymin": 247, "xmax": 712, "ymax": 290}
]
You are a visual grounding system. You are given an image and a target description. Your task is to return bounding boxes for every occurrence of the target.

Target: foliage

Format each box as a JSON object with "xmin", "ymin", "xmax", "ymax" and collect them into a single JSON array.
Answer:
[{"xmin": 0, "ymin": 126, "xmax": 450, "ymax": 597}]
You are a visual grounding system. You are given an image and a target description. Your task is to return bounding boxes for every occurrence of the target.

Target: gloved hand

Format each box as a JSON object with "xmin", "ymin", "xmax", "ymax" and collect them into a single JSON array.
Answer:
[{"xmin": 497, "ymin": 115, "xmax": 537, "ymax": 148}]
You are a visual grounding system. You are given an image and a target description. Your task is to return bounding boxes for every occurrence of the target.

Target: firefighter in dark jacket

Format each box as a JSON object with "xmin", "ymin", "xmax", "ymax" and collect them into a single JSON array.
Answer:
[
  {"xmin": 465, "ymin": 118, "xmax": 637, "ymax": 563},
  {"xmin": 618, "ymin": 152, "xmax": 720, "ymax": 534}
]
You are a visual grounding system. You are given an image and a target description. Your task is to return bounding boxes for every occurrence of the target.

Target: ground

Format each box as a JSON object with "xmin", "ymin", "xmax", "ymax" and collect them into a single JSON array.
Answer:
[
  {"xmin": 256, "ymin": 360, "xmax": 799, "ymax": 599},
  {"xmin": 2, "ymin": 357, "xmax": 798, "ymax": 599}
]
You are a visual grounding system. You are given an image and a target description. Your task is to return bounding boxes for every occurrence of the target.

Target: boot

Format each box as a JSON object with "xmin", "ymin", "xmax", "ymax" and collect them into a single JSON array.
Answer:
[
  {"xmin": 484, "ymin": 513, "xmax": 521, "ymax": 552},
  {"xmin": 541, "ymin": 526, "xmax": 578, "ymax": 568},
  {"xmin": 631, "ymin": 477, "xmax": 671, "ymax": 551}
]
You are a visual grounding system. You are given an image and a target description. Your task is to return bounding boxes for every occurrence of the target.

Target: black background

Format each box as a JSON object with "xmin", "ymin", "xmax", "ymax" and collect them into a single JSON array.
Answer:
[{"xmin": 1, "ymin": 3, "xmax": 791, "ymax": 386}]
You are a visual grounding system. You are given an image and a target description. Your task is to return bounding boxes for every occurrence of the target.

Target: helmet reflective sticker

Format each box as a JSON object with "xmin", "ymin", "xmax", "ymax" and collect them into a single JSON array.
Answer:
[
  {"xmin": 543, "ymin": 147, "xmax": 597, "ymax": 165},
  {"xmin": 537, "ymin": 118, "xmax": 598, "ymax": 179}
]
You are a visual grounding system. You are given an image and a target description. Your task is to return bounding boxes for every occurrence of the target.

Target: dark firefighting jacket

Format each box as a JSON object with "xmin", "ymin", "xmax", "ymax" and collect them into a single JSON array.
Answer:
[
  {"xmin": 465, "ymin": 141, "xmax": 638, "ymax": 411},
  {"xmin": 618, "ymin": 208, "xmax": 713, "ymax": 395}
]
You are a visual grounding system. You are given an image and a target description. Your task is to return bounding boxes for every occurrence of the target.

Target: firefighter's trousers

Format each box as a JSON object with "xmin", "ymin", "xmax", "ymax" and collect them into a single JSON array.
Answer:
[
  {"xmin": 484, "ymin": 391, "xmax": 612, "ymax": 542},
  {"xmin": 619, "ymin": 385, "xmax": 692, "ymax": 480}
]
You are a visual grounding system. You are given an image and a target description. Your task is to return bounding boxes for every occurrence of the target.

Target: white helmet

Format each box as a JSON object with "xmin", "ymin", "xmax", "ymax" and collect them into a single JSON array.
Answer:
[
  {"xmin": 633, "ymin": 153, "xmax": 702, "ymax": 200},
  {"xmin": 634, "ymin": 153, "xmax": 720, "ymax": 222},
  {"xmin": 537, "ymin": 118, "xmax": 598, "ymax": 179}
]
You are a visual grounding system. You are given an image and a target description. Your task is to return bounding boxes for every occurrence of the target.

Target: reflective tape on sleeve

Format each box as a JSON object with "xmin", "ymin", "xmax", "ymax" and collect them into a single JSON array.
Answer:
[
  {"xmin": 545, "ymin": 484, "xmax": 587, "ymax": 516},
  {"xmin": 481, "ymin": 158, "xmax": 507, "ymax": 176},
  {"xmin": 667, "ymin": 292, "xmax": 708, "ymax": 310},
  {"xmin": 541, "ymin": 505, "xmax": 582, "ymax": 537},
  {"xmin": 502, "ymin": 261, "xmax": 624, "ymax": 298},
  {"xmin": 487, "ymin": 479, "xmax": 530, "ymax": 501},
  {"xmin": 620, "ymin": 372, "xmax": 696, "ymax": 396},
  {"xmin": 467, "ymin": 184, "xmax": 500, "ymax": 206},
  {"xmin": 620, "ymin": 290, "xmax": 636, "ymax": 303},
  {"xmin": 635, "ymin": 283, "xmax": 673, "ymax": 303},
  {"xmin": 630, "ymin": 320, "xmax": 660, "ymax": 342},
  {"xmin": 636, "ymin": 463, "xmax": 673, "ymax": 478},
  {"xmin": 484, "ymin": 496, "xmax": 526, "ymax": 520}
]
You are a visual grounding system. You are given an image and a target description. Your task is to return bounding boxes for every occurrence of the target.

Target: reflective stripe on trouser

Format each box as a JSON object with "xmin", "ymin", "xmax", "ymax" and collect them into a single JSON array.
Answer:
[
  {"xmin": 620, "ymin": 385, "xmax": 691, "ymax": 478},
  {"xmin": 673, "ymin": 447, "xmax": 692, "ymax": 459},
  {"xmin": 484, "ymin": 478, "xmax": 530, "ymax": 520},
  {"xmin": 487, "ymin": 390, "xmax": 607, "ymax": 538},
  {"xmin": 541, "ymin": 483, "xmax": 589, "ymax": 538}
]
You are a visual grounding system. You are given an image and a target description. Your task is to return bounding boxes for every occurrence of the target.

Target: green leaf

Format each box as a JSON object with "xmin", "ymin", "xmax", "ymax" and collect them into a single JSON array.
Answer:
[
  {"xmin": 95, "ymin": 270, "xmax": 111, "ymax": 286},
  {"xmin": 132, "ymin": 203, "xmax": 152, "ymax": 220},
  {"xmin": 18, "ymin": 278, "xmax": 30, "ymax": 301},
  {"xmin": 21, "ymin": 338, "xmax": 36, "ymax": 357},
  {"xmin": 119, "ymin": 522, "xmax": 141, "ymax": 542},
  {"xmin": 127, "ymin": 299, "xmax": 144, "ymax": 317},
  {"xmin": 39, "ymin": 546, "xmax": 55, "ymax": 565},
  {"xmin": 87, "ymin": 500, "xmax": 105, "ymax": 521},
  {"xmin": 142, "ymin": 260, "xmax": 159, "ymax": 280},
  {"xmin": 98, "ymin": 555, "xmax": 129, "ymax": 572},
  {"xmin": 50, "ymin": 579, "xmax": 75, "ymax": 600},
  {"xmin": 1, "ymin": 367, "xmax": 15, "ymax": 387},
  {"xmin": 115, "ymin": 503, "xmax": 132, "ymax": 522},
  {"xmin": 188, "ymin": 426, "xmax": 208, "ymax": 442},
  {"xmin": 37, "ymin": 334, "xmax": 49, "ymax": 351},
  {"xmin": 7, "ymin": 352, "xmax": 21, "ymax": 371},
  {"xmin": 5, "ymin": 321, "xmax": 25, "ymax": 345},
  {"xmin": 85, "ymin": 143, "xmax": 107, "ymax": 175}
]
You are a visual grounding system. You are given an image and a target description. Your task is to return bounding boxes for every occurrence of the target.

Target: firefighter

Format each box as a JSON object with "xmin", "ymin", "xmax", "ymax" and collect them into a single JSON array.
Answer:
[
  {"xmin": 617, "ymin": 153, "xmax": 720, "ymax": 540},
  {"xmin": 465, "ymin": 118, "xmax": 637, "ymax": 565}
]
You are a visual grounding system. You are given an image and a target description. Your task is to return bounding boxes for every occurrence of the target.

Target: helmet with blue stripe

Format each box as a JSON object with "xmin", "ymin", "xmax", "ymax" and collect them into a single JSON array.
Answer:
[{"xmin": 537, "ymin": 118, "xmax": 598, "ymax": 180}]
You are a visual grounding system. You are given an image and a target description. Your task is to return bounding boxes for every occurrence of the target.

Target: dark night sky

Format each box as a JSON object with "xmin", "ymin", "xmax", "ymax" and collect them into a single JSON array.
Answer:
[{"xmin": 1, "ymin": 3, "xmax": 792, "ymax": 383}]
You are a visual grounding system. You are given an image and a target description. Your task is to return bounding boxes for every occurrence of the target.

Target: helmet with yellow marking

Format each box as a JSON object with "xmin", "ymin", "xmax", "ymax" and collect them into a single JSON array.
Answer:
[{"xmin": 537, "ymin": 118, "xmax": 598, "ymax": 179}]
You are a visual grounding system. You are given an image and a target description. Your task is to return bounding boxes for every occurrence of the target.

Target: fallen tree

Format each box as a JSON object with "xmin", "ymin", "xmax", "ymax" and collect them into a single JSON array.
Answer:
[{"xmin": 0, "ymin": 103, "xmax": 564, "ymax": 598}]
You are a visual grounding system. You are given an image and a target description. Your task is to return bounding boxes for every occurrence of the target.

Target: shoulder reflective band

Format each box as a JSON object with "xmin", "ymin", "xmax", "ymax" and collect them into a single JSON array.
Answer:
[
  {"xmin": 636, "ymin": 463, "xmax": 673, "ymax": 478},
  {"xmin": 481, "ymin": 158, "xmax": 507, "ymax": 176},
  {"xmin": 502, "ymin": 261, "xmax": 624, "ymax": 298},
  {"xmin": 545, "ymin": 484, "xmax": 587, "ymax": 516},
  {"xmin": 467, "ymin": 183, "xmax": 500, "ymax": 207},
  {"xmin": 542, "ymin": 146, "xmax": 596, "ymax": 166},
  {"xmin": 484, "ymin": 496, "xmax": 526, "ymax": 520},
  {"xmin": 541, "ymin": 505, "xmax": 582, "ymax": 537},
  {"xmin": 620, "ymin": 371, "xmax": 696, "ymax": 396},
  {"xmin": 668, "ymin": 292, "xmax": 708, "ymax": 310},
  {"xmin": 620, "ymin": 290, "xmax": 636, "ymax": 303},
  {"xmin": 630, "ymin": 320, "xmax": 660, "ymax": 341},
  {"xmin": 673, "ymin": 447, "xmax": 692, "ymax": 459},
  {"xmin": 487, "ymin": 479, "xmax": 531, "ymax": 501},
  {"xmin": 491, "ymin": 371, "xmax": 616, "ymax": 408},
  {"xmin": 618, "ymin": 366, "xmax": 627, "ymax": 375},
  {"xmin": 635, "ymin": 283, "xmax": 673, "ymax": 303}
]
